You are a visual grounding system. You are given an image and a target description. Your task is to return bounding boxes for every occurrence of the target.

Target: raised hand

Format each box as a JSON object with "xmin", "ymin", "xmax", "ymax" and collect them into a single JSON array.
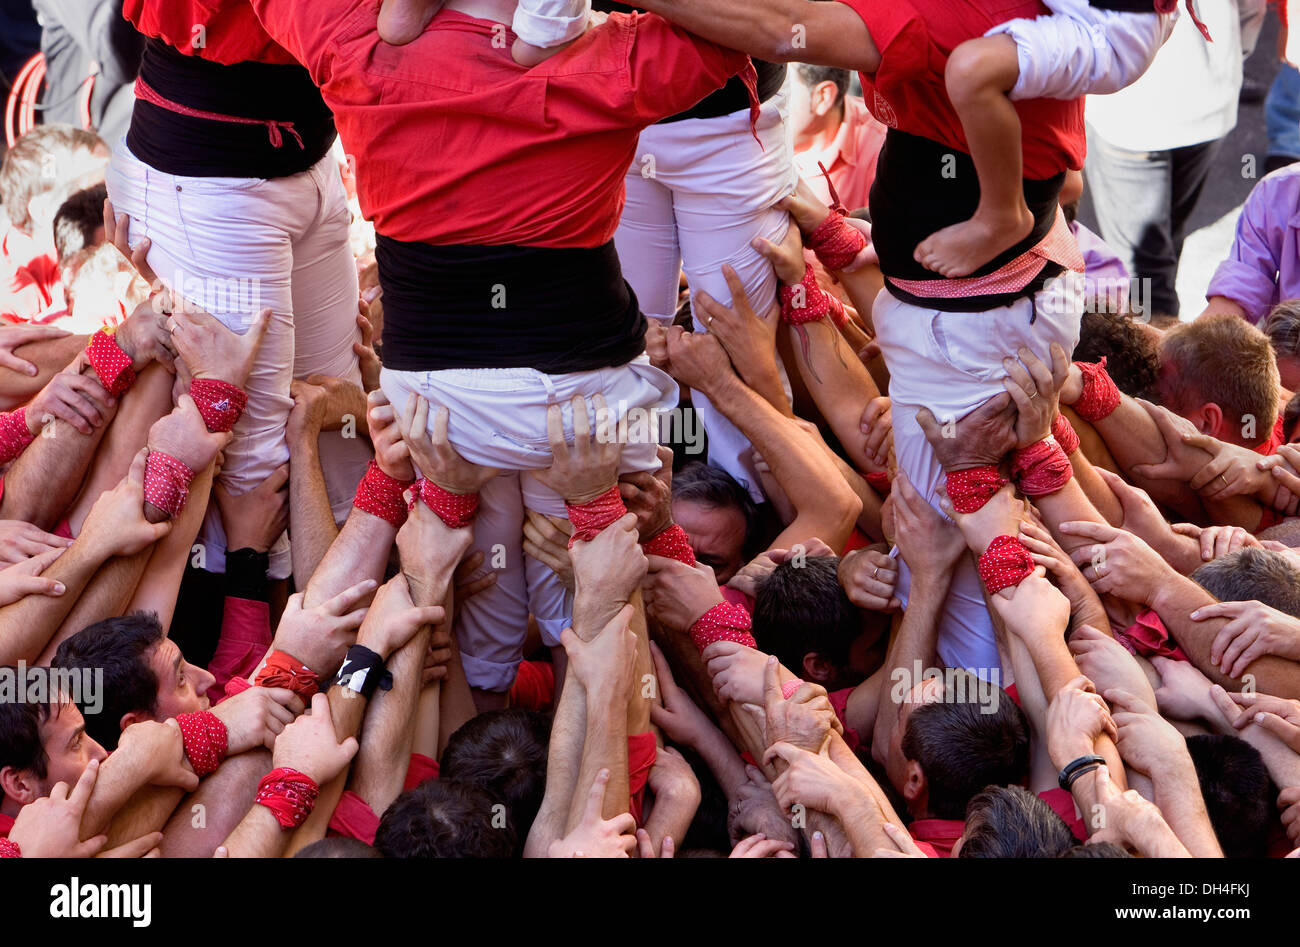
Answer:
[
  {"xmin": 7, "ymin": 758, "xmax": 108, "ymax": 857},
  {"xmin": 1189, "ymin": 599, "xmax": 1300, "ymax": 679},
  {"xmin": 272, "ymin": 692, "xmax": 359, "ymax": 785},
  {"xmin": 25, "ymin": 366, "xmax": 116, "ymax": 435},
  {"xmin": 271, "ymin": 579, "xmax": 376, "ymax": 677},
  {"xmin": 367, "ymin": 389, "xmax": 414, "ymax": 482},
  {"xmin": 0, "ymin": 322, "xmax": 71, "ymax": 377},
  {"xmin": 642, "ymin": 554, "xmax": 723, "ymax": 633},
  {"xmin": 147, "ymin": 394, "xmax": 232, "ymax": 473},
  {"xmin": 400, "ymin": 393, "xmax": 497, "ymax": 494},
  {"xmin": 209, "ymin": 685, "xmax": 303, "ymax": 754},
  {"xmin": 0, "ymin": 547, "xmax": 67, "ymax": 607},
  {"xmin": 0, "ymin": 520, "xmax": 71, "ymax": 567},
  {"xmin": 214, "ymin": 463, "xmax": 288, "ymax": 554},
  {"xmin": 547, "ymin": 769, "xmax": 637, "ymax": 858},
  {"xmin": 1000, "ymin": 343, "xmax": 1069, "ymax": 449},
  {"xmin": 167, "ymin": 302, "xmax": 270, "ymax": 388},
  {"xmin": 915, "ymin": 391, "xmax": 1018, "ymax": 473},
  {"xmin": 80, "ymin": 449, "xmax": 173, "ymax": 556},
  {"xmin": 532, "ymin": 393, "xmax": 621, "ymax": 504}
]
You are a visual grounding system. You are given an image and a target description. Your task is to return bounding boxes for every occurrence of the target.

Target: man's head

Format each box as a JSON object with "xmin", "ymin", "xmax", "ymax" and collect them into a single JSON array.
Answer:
[
  {"xmin": 1156, "ymin": 314, "xmax": 1279, "ymax": 447},
  {"xmin": 374, "ymin": 779, "xmax": 516, "ymax": 858},
  {"xmin": 53, "ymin": 183, "xmax": 108, "ymax": 271},
  {"xmin": 889, "ymin": 670, "xmax": 1029, "ymax": 819},
  {"xmin": 52, "ymin": 612, "xmax": 215, "ymax": 750},
  {"xmin": 954, "ymin": 785, "xmax": 1076, "ymax": 858},
  {"xmin": 1192, "ymin": 547, "xmax": 1300, "ymax": 618},
  {"xmin": 751, "ymin": 555, "xmax": 886, "ymax": 689},
  {"xmin": 1263, "ymin": 298, "xmax": 1300, "ymax": 393},
  {"xmin": 0, "ymin": 693, "xmax": 107, "ymax": 813},
  {"xmin": 0, "ymin": 125, "xmax": 107, "ymax": 249},
  {"xmin": 789, "ymin": 64, "xmax": 851, "ymax": 148},
  {"xmin": 1073, "ymin": 311, "xmax": 1161, "ymax": 401},
  {"xmin": 1186, "ymin": 734, "xmax": 1274, "ymax": 858},
  {"xmin": 671, "ymin": 461, "xmax": 758, "ymax": 583},
  {"xmin": 440, "ymin": 709, "xmax": 550, "ymax": 850}
]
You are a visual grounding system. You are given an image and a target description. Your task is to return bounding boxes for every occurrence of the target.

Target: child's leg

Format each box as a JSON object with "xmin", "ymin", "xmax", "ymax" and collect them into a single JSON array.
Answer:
[
  {"xmin": 914, "ymin": 34, "xmax": 1033, "ymax": 279},
  {"xmin": 511, "ymin": 0, "xmax": 590, "ymax": 67},
  {"xmin": 377, "ymin": 0, "xmax": 443, "ymax": 46}
]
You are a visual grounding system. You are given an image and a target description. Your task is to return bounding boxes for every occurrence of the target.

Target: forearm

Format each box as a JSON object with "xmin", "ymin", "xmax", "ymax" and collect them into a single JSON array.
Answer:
[
  {"xmin": 1149, "ymin": 759, "xmax": 1223, "ymax": 858},
  {"xmin": 282, "ymin": 687, "xmax": 370, "ymax": 856},
  {"xmin": 871, "ymin": 571, "xmax": 949, "ymax": 765},
  {"xmin": 0, "ymin": 336, "xmax": 87, "ymax": 410},
  {"xmin": 302, "ymin": 508, "xmax": 394, "ymax": 608},
  {"xmin": 124, "ymin": 462, "xmax": 216, "ymax": 630},
  {"xmin": 38, "ymin": 549, "xmax": 152, "ymax": 665},
  {"xmin": 568, "ymin": 688, "xmax": 630, "ymax": 829},
  {"xmin": 524, "ymin": 676, "xmax": 587, "ymax": 857},
  {"xmin": 643, "ymin": 779, "xmax": 700, "ymax": 852},
  {"xmin": 221, "ymin": 802, "xmax": 292, "ymax": 858},
  {"xmin": 0, "ymin": 417, "xmax": 110, "ymax": 530},
  {"xmin": 783, "ymin": 320, "xmax": 882, "ymax": 470},
  {"xmin": 289, "ymin": 437, "xmax": 340, "ymax": 590},
  {"xmin": 706, "ymin": 374, "xmax": 860, "ymax": 549},
  {"xmin": 0, "ymin": 541, "xmax": 110, "ymax": 664}
]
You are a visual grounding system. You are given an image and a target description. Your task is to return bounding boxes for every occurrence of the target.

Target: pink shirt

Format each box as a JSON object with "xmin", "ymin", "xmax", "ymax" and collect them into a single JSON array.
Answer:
[{"xmin": 795, "ymin": 95, "xmax": 888, "ymax": 214}]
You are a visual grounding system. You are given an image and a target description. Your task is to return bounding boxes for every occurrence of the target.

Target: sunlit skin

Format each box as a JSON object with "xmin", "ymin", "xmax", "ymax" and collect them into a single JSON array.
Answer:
[
  {"xmin": 0, "ymin": 700, "xmax": 107, "ymax": 816},
  {"xmin": 143, "ymin": 637, "xmax": 215, "ymax": 723},
  {"xmin": 672, "ymin": 498, "xmax": 748, "ymax": 584}
]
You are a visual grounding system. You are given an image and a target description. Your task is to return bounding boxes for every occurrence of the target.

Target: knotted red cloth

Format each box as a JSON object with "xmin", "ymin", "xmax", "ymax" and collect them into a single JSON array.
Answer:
[
  {"xmin": 0, "ymin": 408, "xmax": 34, "ymax": 464},
  {"xmin": 1072, "ymin": 358, "xmax": 1120, "ymax": 423},
  {"xmin": 978, "ymin": 535, "xmax": 1036, "ymax": 594},
  {"xmin": 1113, "ymin": 608, "xmax": 1190, "ymax": 662},
  {"xmin": 353, "ymin": 460, "xmax": 413, "ymax": 529},
  {"xmin": 865, "ymin": 470, "xmax": 891, "ymax": 494},
  {"xmin": 176, "ymin": 710, "xmax": 228, "ymax": 777},
  {"xmin": 189, "ymin": 378, "xmax": 248, "ymax": 433},
  {"xmin": 1154, "ymin": 0, "xmax": 1212, "ymax": 40},
  {"xmin": 144, "ymin": 451, "xmax": 194, "ymax": 518},
  {"xmin": 1012, "ymin": 435, "xmax": 1073, "ymax": 497},
  {"xmin": 946, "ymin": 466, "xmax": 1008, "ymax": 514},
  {"xmin": 409, "ymin": 477, "xmax": 479, "ymax": 529},
  {"xmin": 86, "ymin": 329, "xmax": 136, "ymax": 397},
  {"xmin": 0, "ymin": 839, "xmax": 20, "ymax": 858},
  {"xmin": 254, "ymin": 650, "xmax": 319, "ymax": 700},
  {"xmin": 781, "ymin": 679, "xmax": 805, "ymax": 700},
  {"xmin": 642, "ymin": 523, "xmax": 696, "ymax": 567},
  {"xmin": 255, "ymin": 767, "xmax": 319, "ymax": 829},
  {"xmin": 780, "ymin": 267, "xmax": 846, "ymax": 327},
  {"xmin": 806, "ymin": 209, "xmax": 868, "ymax": 272},
  {"xmin": 1051, "ymin": 414, "xmax": 1080, "ymax": 455},
  {"xmin": 689, "ymin": 601, "xmax": 757, "ymax": 652},
  {"xmin": 565, "ymin": 485, "xmax": 626, "ymax": 546}
]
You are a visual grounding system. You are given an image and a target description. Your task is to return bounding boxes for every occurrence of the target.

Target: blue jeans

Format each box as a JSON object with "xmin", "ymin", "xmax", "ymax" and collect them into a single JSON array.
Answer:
[{"xmin": 1266, "ymin": 64, "xmax": 1300, "ymax": 162}]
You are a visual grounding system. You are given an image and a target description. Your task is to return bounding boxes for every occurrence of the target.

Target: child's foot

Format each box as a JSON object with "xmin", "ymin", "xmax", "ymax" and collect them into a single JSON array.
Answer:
[
  {"xmin": 511, "ymin": 35, "xmax": 579, "ymax": 67},
  {"xmin": 913, "ymin": 205, "xmax": 1034, "ymax": 279},
  {"xmin": 378, "ymin": 0, "xmax": 440, "ymax": 45}
]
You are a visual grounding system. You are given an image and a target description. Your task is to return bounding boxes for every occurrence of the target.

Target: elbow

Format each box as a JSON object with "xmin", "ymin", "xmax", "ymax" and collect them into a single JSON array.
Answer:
[{"xmin": 759, "ymin": 0, "xmax": 809, "ymax": 62}]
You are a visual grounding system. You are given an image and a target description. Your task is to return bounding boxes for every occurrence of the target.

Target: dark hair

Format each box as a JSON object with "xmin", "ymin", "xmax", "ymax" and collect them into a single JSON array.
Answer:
[
  {"xmin": 374, "ymin": 780, "xmax": 516, "ymax": 858},
  {"xmin": 671, "ymin": 461, "xmax": 759, "ymax": 559},
  {"xmin": 794, "ymin": 64, "xmax": 850, "ymax": 105},
  {"xmin": 1072, "ymin": 311, "xmax": 1161, "ymax": 401},
  {"xmin": 52, "ymin": 612, "xmax": 165, "ymax": 750},
  {"xmin": 294, "ymin": 836, "xmax": 383, "ymax": 858},
  {"xmin": 53, "ymin": 183, "xmax": 108, "ymax": 268},
  {"xmin": 1060, "ymin": 841, "xmax": 1131, "ymax": 858},
  {"xmin": 901, "ymin": 672, "xmax": 1030, "ymax": 820},
  {"xmin": 0, "ymin": 694, "xmax": 56, "ymax": 798},
  {"xmin": 440, "ymin": 709, "xmax": 550, "ymax": 850},
  {"xmin": 752, "ymin": 555, "xmax": 859, "ymax": 677},
  {"xmin": 958, "ymin": 785, "xmax": 1075, "ymax": 858},
  {"xmin": 1185, "ymin": 734, "xmax": 1273, "ymax": 859},
  {"xmin": 1192, "ymin": 547, "xmax": 1300, "ymax": 618}
]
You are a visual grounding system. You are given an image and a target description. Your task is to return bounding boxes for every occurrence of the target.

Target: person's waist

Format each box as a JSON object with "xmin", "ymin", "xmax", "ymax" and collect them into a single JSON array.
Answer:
[
  {"xmin": 135, "ymin": 37, "xmax": 330, "ymax": 129},
  {"xmin": 658, "ymin": 59, "xmax": 785, "ymax": 124}
]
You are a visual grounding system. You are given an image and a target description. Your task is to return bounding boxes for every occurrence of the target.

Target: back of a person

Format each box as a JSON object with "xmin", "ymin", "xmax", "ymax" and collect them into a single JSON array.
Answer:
[{"xmin": 319, "ymin": 7, "xmax": 743, "ymax": 249}]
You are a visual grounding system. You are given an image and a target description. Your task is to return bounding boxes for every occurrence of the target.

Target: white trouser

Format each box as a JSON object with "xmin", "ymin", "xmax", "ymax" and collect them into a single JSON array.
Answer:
[
  {"xmin": 872, "ymin": 273, "xmax": 1084, "ymax": 675},
  {"xmin": 106, "ymin": 143, "xmax": 371, "ymax": 579},
  {"xmin": 512, "ymin": 0, "xmax": 589, "ymax": 48},
  {"xmin": 615, "ymin": 93, "xmax": 796, "ymax": 500},
  {"xmin": 381, "ymin": 355, "xmax": 676, "ymax": 691}
]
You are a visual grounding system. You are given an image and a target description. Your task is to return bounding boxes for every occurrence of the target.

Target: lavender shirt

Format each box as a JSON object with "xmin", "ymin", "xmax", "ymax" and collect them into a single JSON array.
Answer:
[
  {"xmin": 1071, "ymin": 220, "xmax": 1130, "ymax": 310},
  {"xmin": 1207, "ymin": 163, "xmax": 1300, "ymax": 325}
]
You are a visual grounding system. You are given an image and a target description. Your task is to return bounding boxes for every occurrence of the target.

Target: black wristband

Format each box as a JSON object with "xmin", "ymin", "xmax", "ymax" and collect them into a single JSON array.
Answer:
[
  {"xmin": 225, "ymin": 548, "xmax": 269, "ymax": 600},
  {"xmin": 331, "ymin": 644, "xmax": 392, "ymax": 700},
  {"xmin": 1057, "ymin": 754, "xmax": 1107, "ymax": 792}
]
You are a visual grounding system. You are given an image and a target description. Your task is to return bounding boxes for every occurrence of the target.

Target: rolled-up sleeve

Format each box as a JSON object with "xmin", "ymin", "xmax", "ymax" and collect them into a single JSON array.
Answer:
[{"xmin": 1206, "ymin": 183, "xmax": 1287, "ymax": 322}]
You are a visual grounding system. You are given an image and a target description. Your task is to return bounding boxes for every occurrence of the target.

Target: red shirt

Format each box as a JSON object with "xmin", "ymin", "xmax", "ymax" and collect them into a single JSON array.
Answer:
[
  {"xmin": 247, "ymin": 1, "xmax": 747, "ymax": 247},
  {"xmin": 2, "ymin": 227, "xmax": 62, "ymax": 324},
  {"xmin": 124, "ymin": 0, "xmax": 298, "ymax": 65},
  {"xmin": 0, "ymin": 811, "xmax": 12, "ymax": 838},
  {"xmin": 834, "ymin": 0, "xmax": 1085, "ymax": 180},
  {"xmin": 796, "ymin": 95, "xmax": 888, "ymax": 214},
  {"xmin": 910, "ymin": 817, "xmax": 964, "ymax": 857}
]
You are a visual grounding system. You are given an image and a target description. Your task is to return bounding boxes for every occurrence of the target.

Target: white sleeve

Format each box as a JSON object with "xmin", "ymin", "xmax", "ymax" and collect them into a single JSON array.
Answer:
[{"xmin": 986, "ymin": 9, "xmax": 1176, "ymax": 102}]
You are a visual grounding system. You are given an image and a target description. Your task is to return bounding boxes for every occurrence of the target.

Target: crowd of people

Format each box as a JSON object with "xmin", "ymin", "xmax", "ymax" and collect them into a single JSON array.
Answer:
[{"xmin": 0, "ymin": 0, "xmax": 1298, "ymax": 861}]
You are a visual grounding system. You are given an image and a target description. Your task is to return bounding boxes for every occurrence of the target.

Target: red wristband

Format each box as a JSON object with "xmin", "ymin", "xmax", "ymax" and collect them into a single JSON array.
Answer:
[
  {"xmin": 689, "ymin": 601, "xmax": 757, "ymax": 652},
  {"xmin": 779, "ymin": 267, "xmax": 845, "ymax": 327},
  {"xmin": 143, "ymin": 451, "xmax": 195, "ymax": 518},
  {"xmin": 255, "ymin": 767, "xmax": 319, "ymax": 829},
  {"xmin": 1011, "ymin": 436, "xmax": 1073, "ymax": 497},
  {"xmin": 0, "ymin": 408, "xmax": 34, "ymax": 464},
  {"xmin": 806, "ymin": 210, "xmax": 868, "ymax": 272},
  {"xmin": 189, "ymin": 378, "xmax": 247, "ymax": 433},
  {"xmin": 565, "ymin": 485, "xmax": 627, "ymax": 546},
  {"xmin": 865, "ymin": 470, "xmax": 891, "ymax": 494},
  {"xmin": 353, "ymin": 460, "xmax": 414, "ymax": 529},
  {"xmin": 642, "ymin": 523, "xmax": 696, "ymax": 567},
  {"xmin": 1051, "ymin": 414, "xmax": 1080, "ymax": 455},
  {"xmin": 1072, "ymin": 359, "xmax": 1120, "ymax": 423},
  {"xmin": 0, "ymin": 839, "xmax": 20, "ymax": 858},
  {"xmin": 176, "ymin": 710, "xmax": 229, "ymax": 778},
  {"xmin": 978, "ymin": 535, "xmax": 1036, "ymax": 594},
  {"xmin": 86, "ymin": 329, "xmax": 136, "ymax": 398},
  {"xmin": 409, "ymin": 477, "xmax": 479, "ymax": 529},
  {"xmin": 254, "ymin": 650, "xmax": 319, "ymax": 700},
  {"xmin": 781, "ymin": 679, "xmax": 804, "ymax": 700},
  {"xmin": 946, "ymin": 466, "xmax": 1008, "ymax": 514}
]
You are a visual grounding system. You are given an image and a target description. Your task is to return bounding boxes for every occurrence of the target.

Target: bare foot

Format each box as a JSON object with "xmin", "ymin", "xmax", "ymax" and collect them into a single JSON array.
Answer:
[
  {"xmin": 511, "ymin": 36, "xmax": 578, "ymax": 67},
  {"xmin": 913, "ymin": 204, "xmax": 1034, "ymax": 278},
  {"xmin": 378, "ymin": 0, "xmax": 441, "ymax": 45}
]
